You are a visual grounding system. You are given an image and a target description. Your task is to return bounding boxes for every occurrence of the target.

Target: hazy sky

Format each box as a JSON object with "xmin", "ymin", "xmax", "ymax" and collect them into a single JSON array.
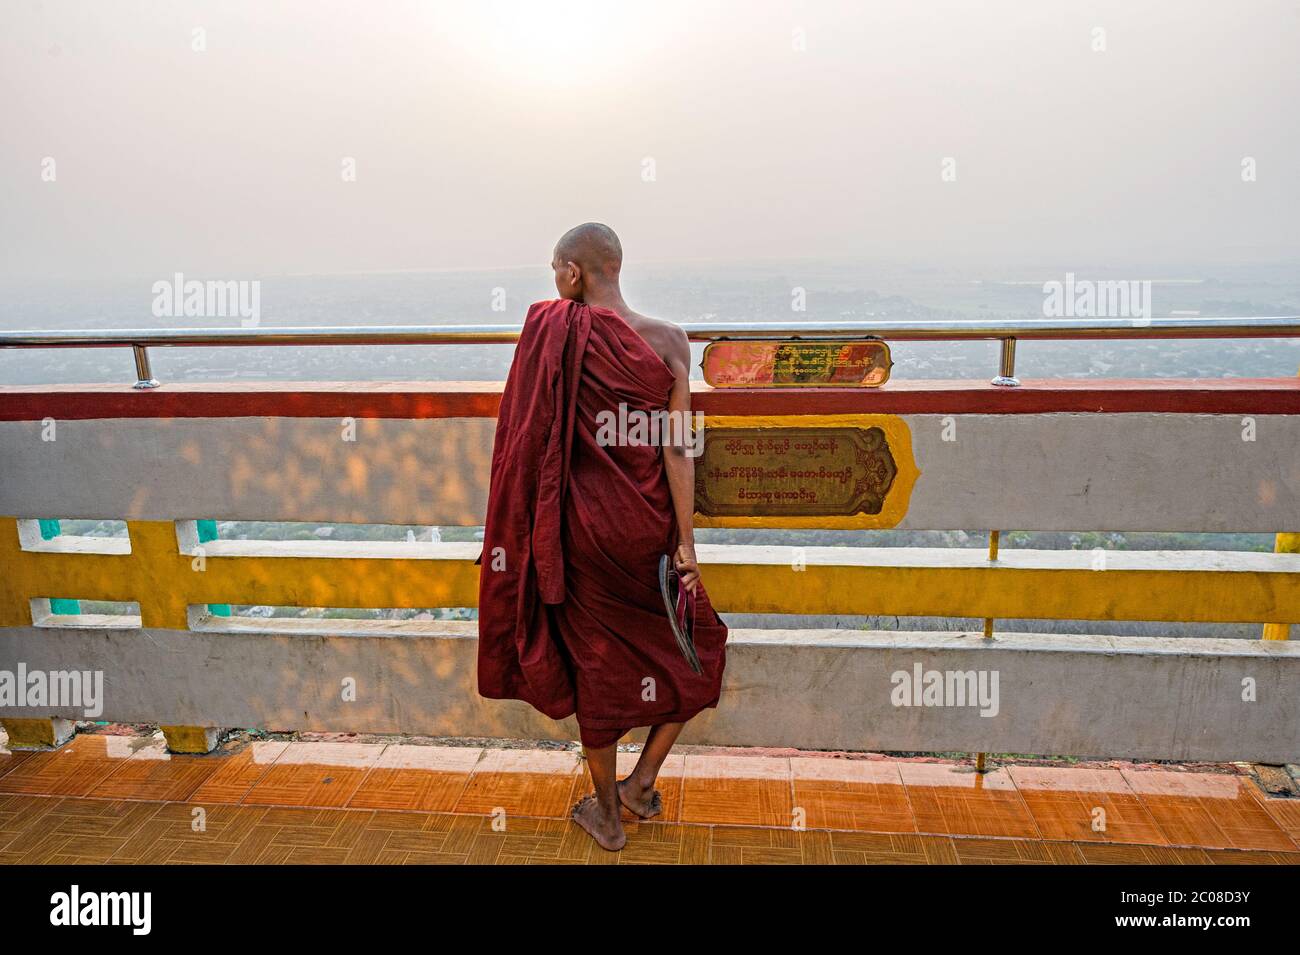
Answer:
[{"xmin": 3, "ymin": 0, "xmax": 1298, "ymax": 279}]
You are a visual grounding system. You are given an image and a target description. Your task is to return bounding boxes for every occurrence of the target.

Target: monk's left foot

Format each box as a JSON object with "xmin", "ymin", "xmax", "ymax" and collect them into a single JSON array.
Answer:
[
  {"xmin": 571, "ymin": 794, "xmax": 626, "ymax": 851},
  {"xmin": 617, "ymin": 777, "xmax": 663, "ymax": 819}
]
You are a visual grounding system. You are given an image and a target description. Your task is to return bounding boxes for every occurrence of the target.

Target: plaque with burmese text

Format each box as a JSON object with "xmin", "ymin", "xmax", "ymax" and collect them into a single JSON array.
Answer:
[
  {"xmin": 695, "ymin": 426, "xmax": 899, "ymax": 518},
  {"xmin": 701, "ymin": 339, "xmax": 891, "ymax": 388}
]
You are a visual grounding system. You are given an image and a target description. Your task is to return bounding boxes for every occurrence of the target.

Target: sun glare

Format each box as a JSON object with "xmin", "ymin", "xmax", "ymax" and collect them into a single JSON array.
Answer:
[{"xmin": 438, "ymin": 0, "xmax": 653, "ymax": 87}]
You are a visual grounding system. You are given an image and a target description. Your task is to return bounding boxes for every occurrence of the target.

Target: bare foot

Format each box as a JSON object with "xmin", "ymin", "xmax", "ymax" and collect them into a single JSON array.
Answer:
[
  {"xmin": 617, "ymin": 777, "xmax": 663, "ymax": 819},
  {"xmin": 570, "ymin": 794, "xmax": 626, "ymax": 851}
]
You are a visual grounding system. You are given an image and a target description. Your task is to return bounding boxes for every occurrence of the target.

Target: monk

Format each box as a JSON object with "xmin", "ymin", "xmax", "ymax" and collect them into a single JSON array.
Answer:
[{"xmin": 477, "ymin": 223, "xmax": 728, "ymax": 851}]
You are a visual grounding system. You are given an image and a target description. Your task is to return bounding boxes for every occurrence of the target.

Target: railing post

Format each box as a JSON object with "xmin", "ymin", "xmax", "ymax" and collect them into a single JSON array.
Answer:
[
  {"xmin": 983, "ymin": 530, "xmax": 999, "ymax": 638},
  {"xmin": 1262, "ymin": 532, "xmax": 1299, "ymax": 640},
  {"xmin": 991, "ymin": 337, "xmax": 1019, "ymax": 387},
  {"xmin": 0, "ymin": 717, "xmax": 75, "ymax": 749},
  {"xmin": 975, "ymin": 530, "xmax": 1000, "ymax": 771},
  {"xmin": 132, "ymin": 344, "xmax": 160, "ymax": 389},
  {"xmin": 161, "ymin": 725, "xmax": 221, "ymax": 754}
]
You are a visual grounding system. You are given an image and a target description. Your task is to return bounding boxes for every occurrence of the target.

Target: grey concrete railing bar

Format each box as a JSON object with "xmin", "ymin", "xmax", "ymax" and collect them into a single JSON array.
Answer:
[{"xmin": 2, "ymin": 316, "xmax": 1299, "ymax": 389}]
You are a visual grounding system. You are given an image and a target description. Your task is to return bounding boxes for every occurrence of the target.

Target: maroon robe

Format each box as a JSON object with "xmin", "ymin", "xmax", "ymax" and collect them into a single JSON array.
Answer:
[{"xmin": 477, "ymin": 299, "xmax": 728, "ymax": 746}]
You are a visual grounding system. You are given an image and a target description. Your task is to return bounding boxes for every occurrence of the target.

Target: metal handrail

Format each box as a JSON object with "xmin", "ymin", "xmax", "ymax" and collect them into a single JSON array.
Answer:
[
  {"xmin": 2, "ymin": 316, "xmax": 1299, "ymax": 347},
  {"xmin": 2, "ymin": 316, "xmax": 1298, "ymax": 389}
]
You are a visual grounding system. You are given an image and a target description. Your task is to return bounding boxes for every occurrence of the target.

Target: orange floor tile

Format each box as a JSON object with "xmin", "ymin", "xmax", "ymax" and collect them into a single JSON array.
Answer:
[
  {"xmin": 0, "ymin": 746, "xmax": 32, "ymax": 780},
  {"xmin": 451, "ymin": 749, "xmax": 582, "ymax": 817},
  {"xmin": 242, "ymin": 741, "xmax": 385, "ymax": 808},
  {"xmin": 1, "ymin": 734, "xmax": 1296, "ymax": 865},
  {"xmin": 680, "ymin": 755, "xmax": 792, "ymax": 827},
  {"xmin": 348, "ymin": 745, "xmax": 481, "ymax": 812},
  {"xmin": 1007, "ymin": 765, "xmax": 1167, "ymax": 845},
  {"xmin": 897, "ymin": 763, "xmax": 1041, "ymax": 839},
  {"xmin": 1120, "ymin": 769, "xmax": 1296, "ymax": 852},
  {"xmin": 1258, "ymin": 795, "xmax": 1300, "ymax": 843},
  {"xmin": 87, "ymin": 737, "xmax": 224, "ymax": 802},
  {"xmin": 791, "ymin": 757, "xmax": 916, "ymax": 833},
  {"xmin": 0, "ymin": 735, "xmax": 139, "ymax": 798},
  {"xmin": 190, "ymin": 740, "xmax": 290, "ymax": 804},
  {"xmin": 822, "ymin": 830, "xmax": 960, "ymax": 864}
]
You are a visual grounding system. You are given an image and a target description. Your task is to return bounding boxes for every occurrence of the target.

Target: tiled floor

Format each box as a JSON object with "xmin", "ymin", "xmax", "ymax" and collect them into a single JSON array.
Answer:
[
  {"xmin": 1117, "ymin": 768, "xmax": 1296, "ymax": 851},
  {"xmin": 897, "ymin": 762, "xmax": 1040, "ymax": 839},
  {"xmin": 1006, "ymin": 766, "xmax": 1167, "ymax": 845},
  {"xmin": 1, "ymin": 733, "xmax": 1297, "ymax": 865}
]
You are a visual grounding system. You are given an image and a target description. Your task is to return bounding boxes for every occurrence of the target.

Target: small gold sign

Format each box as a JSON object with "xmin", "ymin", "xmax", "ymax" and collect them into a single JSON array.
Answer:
[
  {"xmin": 701, "ymin": 339, "xmax": 891, "ymax": 388},
  {"xmin": 695, "ymin": 426, "xmax": 899, "ymax": 518}
]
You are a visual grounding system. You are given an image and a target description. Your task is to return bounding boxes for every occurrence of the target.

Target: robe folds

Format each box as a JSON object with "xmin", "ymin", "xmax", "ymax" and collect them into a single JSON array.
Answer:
[{"xmin": 477, "ymin": 299, "xmax": 728, "ymax": 747}]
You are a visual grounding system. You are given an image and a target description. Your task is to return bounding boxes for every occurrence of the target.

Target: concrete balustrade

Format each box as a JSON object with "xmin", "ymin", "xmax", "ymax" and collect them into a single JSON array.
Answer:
[{"xmin": 0, "ymin": 379, "xmax": 1296, "ymax": 761}]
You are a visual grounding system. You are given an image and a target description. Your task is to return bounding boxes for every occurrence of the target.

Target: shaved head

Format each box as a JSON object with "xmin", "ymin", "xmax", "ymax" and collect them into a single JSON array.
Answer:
[{"xmin": 555, "ymin": 222, "xmax": 622, "ymax": 278}]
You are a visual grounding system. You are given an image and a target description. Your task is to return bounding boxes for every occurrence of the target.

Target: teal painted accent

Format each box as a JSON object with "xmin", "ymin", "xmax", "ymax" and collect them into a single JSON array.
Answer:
[
  {"xmin": 197, "ymin": 520, "xmax": 231, "ymax": 616},
  {"xmin": 39, "ymin": 520, "xmax": 82, "ymax": 615}
]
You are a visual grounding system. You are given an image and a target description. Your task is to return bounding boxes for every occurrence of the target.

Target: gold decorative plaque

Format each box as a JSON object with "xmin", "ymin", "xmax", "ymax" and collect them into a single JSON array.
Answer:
[
  {"xmin": 693, "ymin": 414, "xmax": 920, "ymax": 529},
  {"xmin": 701, "ymin": 339, "xmax": 891, "ymax": 388}
]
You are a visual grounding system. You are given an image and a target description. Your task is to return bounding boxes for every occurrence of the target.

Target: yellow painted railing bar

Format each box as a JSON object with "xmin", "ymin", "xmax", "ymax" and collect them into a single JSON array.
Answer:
[
  {"xmin": 3, "ymin": 518, "xmax": 1300, "ymax": 627},
  {"xmin": 702, "ymin": 556, "xmax": 1300, "ymax": 623}
]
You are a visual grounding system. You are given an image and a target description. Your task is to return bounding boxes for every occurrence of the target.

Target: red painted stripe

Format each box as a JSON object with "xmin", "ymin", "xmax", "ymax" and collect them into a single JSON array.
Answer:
[
  {"xmin": 0, "ymin": 382, "xmax": 503, "ymax": 420},
  {"xmin": 695, "ymin": 378, "xmax": 1300, "ymax": 415},
  {"xmin": 0, "ymin": 378, "xmax": 1297, "ymax": 420}
]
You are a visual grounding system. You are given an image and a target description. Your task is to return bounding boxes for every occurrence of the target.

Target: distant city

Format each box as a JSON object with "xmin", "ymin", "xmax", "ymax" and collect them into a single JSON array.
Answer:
[{"xmin": 1, "ymin": 259, "xmax": 1298, "ymax": 386}]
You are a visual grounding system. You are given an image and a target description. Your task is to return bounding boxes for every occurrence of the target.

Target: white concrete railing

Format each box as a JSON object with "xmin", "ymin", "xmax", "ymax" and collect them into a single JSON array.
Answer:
[{"xmin": 0, "ymin": 373, "xmax": 1297, "ymax": 760}]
